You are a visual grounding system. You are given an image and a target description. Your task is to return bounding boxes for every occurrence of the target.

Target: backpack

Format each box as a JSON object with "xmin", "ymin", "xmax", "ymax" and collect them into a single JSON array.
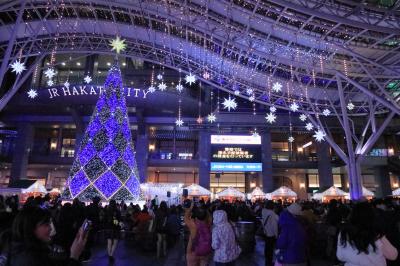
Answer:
[{"xmin": 193, "ymin": 221, "xmax": 212, "ymax": 256}]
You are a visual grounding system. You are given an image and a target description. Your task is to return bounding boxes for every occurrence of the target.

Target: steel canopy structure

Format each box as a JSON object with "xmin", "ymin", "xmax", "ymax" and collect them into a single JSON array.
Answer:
[{"xmin": 0, "ymin": 0, "xmax": 400, "ymax": 199}]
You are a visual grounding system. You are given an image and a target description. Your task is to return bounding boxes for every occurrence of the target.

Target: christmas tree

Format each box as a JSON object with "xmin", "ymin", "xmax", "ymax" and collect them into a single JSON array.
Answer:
[{"xmin": 63, "ymin": 63, "xmax": 140, "ymax": 201}]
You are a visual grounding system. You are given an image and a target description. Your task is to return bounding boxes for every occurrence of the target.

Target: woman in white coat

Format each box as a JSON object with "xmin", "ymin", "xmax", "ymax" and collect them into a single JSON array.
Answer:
[{"xmin": 336, "ymin": 202, "xmax": 398, "ymax": 266}]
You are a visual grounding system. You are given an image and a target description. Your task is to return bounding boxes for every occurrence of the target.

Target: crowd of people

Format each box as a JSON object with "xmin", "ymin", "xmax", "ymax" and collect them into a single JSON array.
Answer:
[{"xmin": 0, "ymin": 193, "xmax": 399, "ymax": 266}]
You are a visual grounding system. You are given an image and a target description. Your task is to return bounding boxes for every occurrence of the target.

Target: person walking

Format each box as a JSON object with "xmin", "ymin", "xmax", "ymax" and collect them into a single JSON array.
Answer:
[
  {"xmin": 104, "ymin": 200, "xmax": 121, "ymax": 263},
  {"xmin": 155, "ymin": 201, "xmax": 168, "ymax": 258},
  {"xmin": 211, "ymin": 210, "xmax": 241, "ymax": 266},
  {"xmin": 261, "ymin": 200, "xmax": 279, "ymax": 266}
]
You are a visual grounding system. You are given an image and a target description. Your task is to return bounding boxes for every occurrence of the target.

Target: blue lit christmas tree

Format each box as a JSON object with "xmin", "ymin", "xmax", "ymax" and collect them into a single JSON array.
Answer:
[{"xmin": 63, "ymin": 63, "xmax": 140, "ymax": 201}]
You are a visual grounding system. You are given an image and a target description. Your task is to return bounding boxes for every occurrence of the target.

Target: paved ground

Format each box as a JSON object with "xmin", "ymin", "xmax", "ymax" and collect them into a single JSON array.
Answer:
[{"xmin": 85, "ymin": 236, "xmax": 334, "ymax": 266}]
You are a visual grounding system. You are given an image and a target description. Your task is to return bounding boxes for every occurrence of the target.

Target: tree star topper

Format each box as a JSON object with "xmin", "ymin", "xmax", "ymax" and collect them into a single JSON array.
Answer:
[
  {"xmin": 110, "ymin": 37, "xmax": 127, "ymax": 54},
  {"xmin": 222, "ymin": 96, "xmax": 237, "ymax": 111}
]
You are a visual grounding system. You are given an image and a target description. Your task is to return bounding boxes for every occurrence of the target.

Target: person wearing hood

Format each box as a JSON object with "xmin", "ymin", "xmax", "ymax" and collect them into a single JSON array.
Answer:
[
  {"xmin": 275, "ymin": 202, "xmax": 307, "ymax": 266},
  {"xmin": 212, "ymin": 210, "xmax": 241, "ymax": 266}
]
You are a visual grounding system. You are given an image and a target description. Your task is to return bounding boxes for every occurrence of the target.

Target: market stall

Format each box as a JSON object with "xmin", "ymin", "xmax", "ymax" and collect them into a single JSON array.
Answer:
[
  {"xmin": 362, "ymin": 186, "xmax": 375, "ymax": 200},
  {"xmin": 140, "ymin": 182, "xmax": 183, "ymax": 205},
  {"xmin": 0, "ymin": 180, "xmax": 47, "ymax": 203},
  {"xmin": 249, "ymin": 187, "xmax": 266, "ymax": 201},
  {"xmin": 320, "ymin": 186, "xmax": 347, "ymax": 202},
  {"xmin": 392, "ymin": 188, "xmax": 400, "ymax": 197},
  {"xmin": 270, "ymin": 186, "xmax": 297, "ymax": 202},
  {"xmin": 216, "ymin": 187, "xmax": 245, "ymax": 202},
  {"xmin": 183, "ymin": 183, "xmax": 212, "ymax": 201}
]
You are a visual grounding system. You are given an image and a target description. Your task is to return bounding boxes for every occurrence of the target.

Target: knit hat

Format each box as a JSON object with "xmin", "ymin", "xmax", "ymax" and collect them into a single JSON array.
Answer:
[{"xmin": 287, "ymin": 202, "xmax": 302, "ymax": 216}]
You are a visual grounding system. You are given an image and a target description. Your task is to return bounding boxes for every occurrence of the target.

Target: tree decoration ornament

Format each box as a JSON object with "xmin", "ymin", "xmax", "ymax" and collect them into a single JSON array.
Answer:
[
  {"xmin": 185, "ymin": 73, "xmax": 196, "ymax": 85},
  {"xmin": 207, "ymin": 113, "xmax": 216, "ymax": 123},
  {"xmin": 322, "ymin": 109, "xmax": 331, "ymax": 116},
  {"xmin": 175, "ymin": 118, "xmax": 184, "ymax": 127},
  {"xmin": 176, "ymin": 83, "xmax": 184, "ymax": 93},
  {"xmin": 10, "ymin": 60, "xmax": 26, "ymax": 75},
  {"xmin": 158, "ymin": 82, "xmax": 167, "ymax": 91},
  {"xmin": 305, "ymin": 123, "xmax": 314, "ymax": 131},
  {"xmin": 270, "ymin": 106, "xmax": 277, "ymax": 113},
  {"xmin": 84, "ymin": 75, "xmax": 92, "ymax": 84},
  {"xmin": 265, "ymin": 112, "xmax": 277, "ymax": 124},
  {"xmin": 44, "ymin": 68, "xmax": 56, "ymax": 79},
  {"xmin": 222, "ymin": 96, "xmax": 237, "ymax": 111},
  {"xmin": 27, "ymin": 89, "xmax": 38, "ymax": 99},
  {"xmin": 64, "ymin": 81, "xmax": 70, "ymax": 89},
  {"xmin": 109, "ymin": 36, "xmax": 127, "ymax": 54},
  {"xmin": 63, "ymin": 64, "xmax": 141, "ymax": 201},
  {"xmin": 299, "ymin": 114, "xmax": 307, "ymax": 121},
  {"xmin": 272, "ymin": 82, "xmax": 282, "ymax": 93},
  {"xmin": 148, "ymin": 86, "xmax": 156, "ymax": 93},
  {"xmin": 288, "ymin": 136, "xmax": 294, "ymax": 143},
  {"xmin": 289, "ymin": 102, "xmax": 299, "ymax": 112},
  {"xmin": 313, "ymin": 129, "xmax": 326, "ymax": 142},
  {"xmin": 347, "ymin": 102, "xmax": 355, "ymax": 111}
]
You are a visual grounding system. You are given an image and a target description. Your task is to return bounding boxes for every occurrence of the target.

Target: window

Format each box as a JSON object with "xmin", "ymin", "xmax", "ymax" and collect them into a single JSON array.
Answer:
[
  {"xmin": 333, "ymin": 174, "xmax": 342, "ymax": 187},
  {"xmin": 308, "ymin": 174, "xmax": 319, "ymax": 188},
  {"xmin": 272, "ymin": 142, "xmax": 289, "ymax": 151}
]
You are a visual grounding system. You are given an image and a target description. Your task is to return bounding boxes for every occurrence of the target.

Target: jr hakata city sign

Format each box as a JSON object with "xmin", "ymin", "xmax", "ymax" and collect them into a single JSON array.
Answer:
[{"xmin": 46, "ymin": 85, "xmax": 150, "ymax": 99}]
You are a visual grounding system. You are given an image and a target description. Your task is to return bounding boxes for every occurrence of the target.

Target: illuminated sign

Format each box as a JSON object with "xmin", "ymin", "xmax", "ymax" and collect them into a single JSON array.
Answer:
[
  {"xmin": 211, "ymin": 135, "xmax": 261, "ymax": 145},
  {"xmin": 44, "ymin": 85, "xmax": 150, "ymax": 99},
  {"xmin": 210, "ymin": 162, "xmax": 262, "ymax": 172},
  {"xmin": 212, "ymin": 147, "xmax": 255, "ymax": 160}
]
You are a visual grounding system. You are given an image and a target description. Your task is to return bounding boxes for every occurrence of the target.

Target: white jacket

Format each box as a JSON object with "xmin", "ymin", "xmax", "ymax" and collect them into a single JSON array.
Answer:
[
  {"xmin": 337, "ymin": 234, "xmax": 398, "ymax": 266},
  {"xmin": 261, "ymin": 208, "xmax": 279, "ymax": 238}
]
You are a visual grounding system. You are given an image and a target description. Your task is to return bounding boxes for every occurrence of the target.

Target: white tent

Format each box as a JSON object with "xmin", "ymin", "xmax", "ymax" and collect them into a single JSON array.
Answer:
[
  {"xmin": 392, "ymin": 188, "xmax": 400, "ymax": 196},
  {"xmin": 217, "ymin": 187, "xmax": 245, "ymax": 199},
  {"xmin": 322, "ymin": 186, "xmax": 347, "ymax": 197},
  {"xmin": 140, "ymin": 182, "xmax": 184, "ymax": 202},
  {"xmin": 22, "ymin": 181, "xmax": 47, "ymax": 194},
  {"xmin": 250, "ymin": 187, "xmax": 266, "ymax": 200},
  {"xmin": 311, "ymin": 193, "xmax": 323, "ymax": 200},
  {"xmin": 49, "ymin": 188, "xmax": 61, "ymax": 194},
  {"xmin": 362, "ymin": 186, "xmax": 375, "ymax": 198},
  {"xmin": 184, "ymin": 184, "xmax": 212, "ymax": 197},
  {"xmin": 270, "ymin": 186, "xmax": 297, "ymax": 198}
]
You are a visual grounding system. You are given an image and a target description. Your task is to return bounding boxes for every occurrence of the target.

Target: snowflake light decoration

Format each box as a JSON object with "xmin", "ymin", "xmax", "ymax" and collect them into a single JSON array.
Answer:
[
  {"xmin": 158, "ymin": 82, "xmax": 167, "ymax": 91},
  {"xmin": 64, "ymin": 81, "xmax": 70, "ymax": 89},
  {"xmin": 270, "ymin": 106, "xmax": 277, "ymax": 113},
  {"xmin": 305, "ymin": 123, "xmax": 314, "ymax": 131},
  {"xmin": 222, "ymin": 96, "xmax": 237, "ymax": 111},
  {"xmin": 185, "ymin": 73, "xmax": 196, "ymax": 85},
  {"xmin": 44, "ymin": 68, "xmax": 56, "ymax": 79},
  {"xmin": 10, "ymin": 60, "xmax": 26, "ymax": 75},
  {"xmin": 322, "ymin": 108, "xmax": 331, "ymax": 116},
  {"xmin": 202, "ymin": 72, "xmax": 210, "ymax": 80},
  {"xmin": 249, "ymin": 95, "xmax": 255, "ymax": 102},
  {"xmin": 288, "ymin": 136, "xmax": 294, "ymax": 143},
  {"xmin": 207, "ymin": 113, "xmax": 216, "ymax": 123},
  {"xmin": 265, "ymin": 113, "xmax": 277, "ymax": 124},
  {"xmin": 47, "ymin": 80, "xmax": 54, "ymax": 86},
  {"xmin": 84, "ymin": 75, "xmax": 92, "ymax": 84},
  {"xmin": 156, "ymin": 74, "xmax": 163, "ymax": 80},
  {"xmin": 246, "ymin": 88, "xmax": 254, "ymax": 95},
  {"xmin": 175, "ymin": 118, "xmax": 184, "ymax": 127},
  {"xmin": 196, "ymin": 116, "xmax": 203, "ymax": 124},
  {"xmin": 234, "ymin": 90, "xmax": 240, "ymax": 96},
  {"xmin": 148, "ymin": 86, "xmax": 156, "ymax": 93},
  {"xmin": 347, "ymin": 102, "xmax": 355, "ymax": 111},
  {"xmin": 252, "ymin": 132, "xmax": 260, "ymax": 138},
  {"xmin": 289, "ymin": 102, "xmax": 299, "ymax": 112},
  {"xmin": 313, "ymin": 130, "xmax": 326, "ymax": 142},
  {"xmin": 299, "ymin": 114, "xmax": 307, "ymax": 121},
  {"xmin": 272, "ymin": 82, "xmax": 282, "ymax": 93},
  {"xmin": 109, "ymin": 36, "xmax": 126, "ymax": 54},
  {"xmin": 27, "ymin": 89, "xmax": 38, "ymax": 99},
  {"xmin": 176, "ymin": 83, "xmax": 184, "ymax": 92}
]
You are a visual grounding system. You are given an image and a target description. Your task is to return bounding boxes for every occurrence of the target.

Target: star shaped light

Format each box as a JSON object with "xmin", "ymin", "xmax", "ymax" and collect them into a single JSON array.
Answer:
[
  {"xmin": 222, "ymin": 96, "xmax": 237, "ymax": 111},
  {"xmin": 305, "ymin": 123, "xmax": 314, "ymax": 131},
  {"xmin": 290, "ymin": 102, "xmax": 299, "ymax": 112},
  {"xmin": 270, "ymin": 106, "xmax": 277, "ymax": 113},
  {"xmin": 148, "ymin": 86, "xmax": 156, "ymax": 93},
  {"xmin": 249, "ymin": 95, "xmax": 255, "ymax": 102},
  {"xmin": 27, "ymin": 89, "xmax": 38, "ymax": 99},
  {"xmin": 246, "ymin": 88, "xmax": 254, "ymax": 95},
  {"xmin": 196, "ymin": 116, "xmax": 203, "ymax": 124},
  {"xmin": 185, "ymin": 73, "xmax": 196, "ymax": 85},
  {"xmin": 10, "ymin": 60, "xmax": 26, "ymax": 75},
  {"xmin": 207, "ymin": 113, "xmax": 216, "ymax": 123},
  {"xmin": 158, "ymin": 82, "xmax": 167, "ymax": 91},
  {"xmin": 288, "ymin": 136, "xmax": 295, "ymax": 143},
  {"xmin": 44, "ymin": 68, "xmax": 56, "ymax": 79},
  {"xmin": 322, "ymin": 108, "xmax": 331, "ymax": 116},
  {"xmin": 347, "ymin": 102, "xmax": 355, "ymax": 111},
  {"xmin": 109, "ymin": 36, "xmax": 126, "ymax": 54},
  {"xmin": 272, "ymin": 82, "xmax": 282, "ymax": 93},
  {"xmin": 265, "ymin": 112, "xmax": 277, "ymax": 124},
  {"xmin": 252, "ymin": 132, "xmax": 260, "ymax": 138},
  {"xmin": 299, "ymin": 114, "xmax": 307, "ymax": 122},
  {"xmin": 203, "ymin": 72, "xmax": 210, "ymax": 80},
  {"xmin": 313, "ymin": 130, "xmax": 326, "ymax": 142},
  {"xmin": 157, "ymin": 74, "xmax": 163, "ymax": 80},
  {"xmin": 47, "ymin": 80, "xmax": 54, "ymax": 86},
  {"xmin": 176, "ymin": 83, "xmax": 184, "ymax": 92},
  {"xmin": 83, "ymin": 75, "xmax": 92, "ymax": 84},
  {"xmin": 234, "ymin": 90, "xmax": 240, "ymax": 96},
  {"xmin": 64, "ymin": 81, "xmax": 70, "ymax": 89},
  {"xmin": 175, "ymin": 118, "xmax": 184, "ymax": 127}
]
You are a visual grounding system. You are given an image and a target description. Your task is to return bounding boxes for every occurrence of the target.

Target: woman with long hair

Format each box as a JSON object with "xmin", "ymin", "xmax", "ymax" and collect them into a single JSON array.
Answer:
[
  {"xmin": 337, "ymin": 201, "xmax": 398, "ymax": 266},
  {"xmin": 104, "ymin": 199, "xmax": 121, "ymax": 263},
  {"xmin": 3, "ymin": 206, "xmax": 87, "ymax": 266}
]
